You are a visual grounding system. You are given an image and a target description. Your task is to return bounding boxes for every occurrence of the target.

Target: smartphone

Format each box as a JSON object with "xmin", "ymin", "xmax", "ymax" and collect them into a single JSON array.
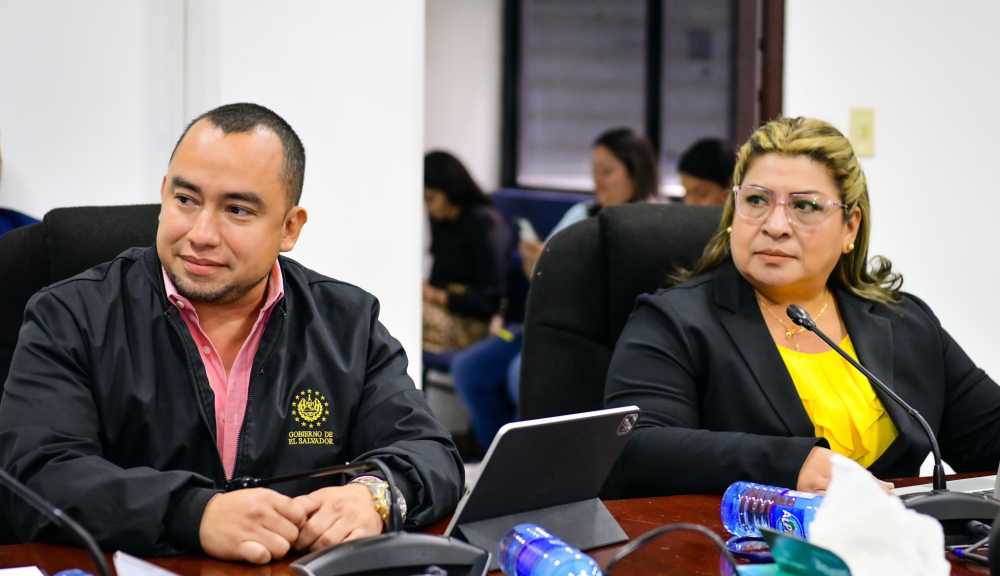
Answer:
[{"xmin": 515, "ymin": 217, "xmax": 540, "ymax": 243}]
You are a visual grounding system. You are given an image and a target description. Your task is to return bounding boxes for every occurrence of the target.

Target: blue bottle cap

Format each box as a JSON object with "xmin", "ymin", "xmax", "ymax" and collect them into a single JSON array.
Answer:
[{"xmin": 54, "ymin": 570, "xmax": 95, "ymax": 576}]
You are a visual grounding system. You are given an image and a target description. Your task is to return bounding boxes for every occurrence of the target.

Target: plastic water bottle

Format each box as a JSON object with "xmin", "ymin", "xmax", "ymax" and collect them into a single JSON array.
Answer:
[
  {"xmin": 721, "ymin": 481, "xmax": 825, "ymax": 539},
  {"xmin": 498, "ymin": 524, "xmax": 603, "ymax": 576}
]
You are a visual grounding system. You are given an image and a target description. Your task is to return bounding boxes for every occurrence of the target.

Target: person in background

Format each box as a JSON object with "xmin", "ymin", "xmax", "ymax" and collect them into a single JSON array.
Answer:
[
  {"xmin": 452, "ymin": 127, "xmax": 662, "ymax": 451},
  {"xmin": 518, "ymin": 128, "xmax": 664, "ymax": 275},
  {"xmin": 422, "ymin": 151, "xmax": 511, "ymax": 352},
  {"xmin": 0, "ymin": 132, "xmax": 41, "ymax": 236},
  {"xmin": 605, "ymin": 117, "xmax": 1000, "ymax": 497},
  {"xmin": 678, "ymin": 138, "xmax": 735, "ymax": 206}
]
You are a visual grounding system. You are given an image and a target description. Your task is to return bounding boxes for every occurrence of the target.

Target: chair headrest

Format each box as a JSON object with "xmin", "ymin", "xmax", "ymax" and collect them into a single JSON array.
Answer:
[
  {"xmin": 600, "ymin": 203, "xmax": 723, "ymax": 343},
  {"xmin": 0, "ymin": 204, "xmax": 160, "ymax": 352},
  {"xmin": 43, "ymin": 204, "xmax": 161, "ymax": 282}
]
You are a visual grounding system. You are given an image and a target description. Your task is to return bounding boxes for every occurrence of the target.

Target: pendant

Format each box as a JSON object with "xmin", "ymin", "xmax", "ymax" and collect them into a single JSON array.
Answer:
[{"xmin": 785, "ymin": 330, "xmax": 794, "ymax": 339}]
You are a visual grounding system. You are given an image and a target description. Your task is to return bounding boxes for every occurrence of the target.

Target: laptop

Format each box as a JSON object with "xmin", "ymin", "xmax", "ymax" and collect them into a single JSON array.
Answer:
[
  {"xmin": 893, "ymin": 462, "xmax": 1000, "ymax": 498},
  {"xmin": 445, "ymin": 404, "xmax": 641, "ymax": 535}
]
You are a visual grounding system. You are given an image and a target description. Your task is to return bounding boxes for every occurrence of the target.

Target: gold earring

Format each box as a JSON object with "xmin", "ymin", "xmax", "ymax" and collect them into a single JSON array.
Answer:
[
  {"xmin": 726, "ymin": 226, "xmax": 733, "ymax": 234},
  {"xmin": 847, "ymin": 243, "xmax": 855, "ymax": 253}
]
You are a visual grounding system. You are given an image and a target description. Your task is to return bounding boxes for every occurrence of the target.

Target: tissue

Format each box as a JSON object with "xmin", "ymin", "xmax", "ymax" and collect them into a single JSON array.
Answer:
[{"xmin": 808, "ymin": 454, "xmax": 949, "ymax": 576}]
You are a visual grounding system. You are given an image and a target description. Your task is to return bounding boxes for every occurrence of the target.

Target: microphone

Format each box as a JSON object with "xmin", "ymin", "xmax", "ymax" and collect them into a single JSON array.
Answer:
[
  {"xmin": 785, "ymin": 304, "xmax": 815, "ymax": 331},
  {"xmin": 787, "ymin": 304, "xmax": 947, "ymax": 490},
  {"xmin": 786, "ymin": 304, "xmax": 1000, "ymax": 542},
  {"xmin": 0, "ymin": 467, "xmax": 111, "ymax": 576}
]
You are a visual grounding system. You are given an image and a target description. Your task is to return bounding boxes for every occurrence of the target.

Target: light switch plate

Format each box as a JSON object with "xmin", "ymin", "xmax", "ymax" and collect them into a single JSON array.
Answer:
[{"xmin": 850, "ymin": 108, "xmax": 875, "ymax": 157}]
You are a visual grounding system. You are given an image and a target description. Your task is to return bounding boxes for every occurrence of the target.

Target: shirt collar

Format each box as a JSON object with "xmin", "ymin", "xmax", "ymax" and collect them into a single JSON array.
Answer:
[{"xmin": 161, "ymin": 260, "xmax": 285, "ymax": 315}]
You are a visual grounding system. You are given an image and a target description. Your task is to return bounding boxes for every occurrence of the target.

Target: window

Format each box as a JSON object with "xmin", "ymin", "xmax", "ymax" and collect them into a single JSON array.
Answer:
[
  {"xmin": 660, "ymin": 0, "xmax": 735, "ymax": 184},
  {"xmin": 502, "ymin": 0, "xmax": 783, "ymax": 195},
  {"xmin": 516, "ymin": 0, "xmax": 647, "ymax": 190}
]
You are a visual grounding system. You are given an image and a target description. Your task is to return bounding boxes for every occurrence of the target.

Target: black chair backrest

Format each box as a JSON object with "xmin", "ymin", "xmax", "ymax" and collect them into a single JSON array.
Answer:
[
  {"xmin": 0, "ymin": 204, "xmax": 159, "ymax": 545},
  {"xmin": 0, "ymin": 204, "xmax": 161, "ymax": 388},
  {"xmin": 518, "ymin": 203, "xmax": 723, "ymax": 421}
]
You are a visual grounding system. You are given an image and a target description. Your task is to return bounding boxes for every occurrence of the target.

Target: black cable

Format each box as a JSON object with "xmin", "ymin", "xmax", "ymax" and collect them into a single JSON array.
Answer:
[
  {"xmin": 366, "ymin": 459, "xmax": 403, "ymax": 533},
  {"xmin": 604, "ymin": 523, "xmax": 740, "ymax": 575},
  {"xmin": 229, "ymin": 458, "xmax": 403, "ymax": 532}
]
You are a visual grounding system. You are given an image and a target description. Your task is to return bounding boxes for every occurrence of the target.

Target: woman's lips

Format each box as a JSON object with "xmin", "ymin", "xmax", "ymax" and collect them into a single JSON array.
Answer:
[{"xmin": 755, "ymin": 249, "xmax": 794, "ymax": 264}]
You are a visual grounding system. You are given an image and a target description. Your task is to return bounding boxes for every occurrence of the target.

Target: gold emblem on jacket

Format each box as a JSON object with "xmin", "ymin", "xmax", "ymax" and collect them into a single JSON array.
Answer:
[{"xmin": 289, "ymin": 389, "xmax": 334, "ymax": 445}]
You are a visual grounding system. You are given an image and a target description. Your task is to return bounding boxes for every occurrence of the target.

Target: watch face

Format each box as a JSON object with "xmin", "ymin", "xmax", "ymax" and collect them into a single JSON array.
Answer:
[{"xmin": 395, "ymin": 490, "xmax": 407, "ymax": 516}]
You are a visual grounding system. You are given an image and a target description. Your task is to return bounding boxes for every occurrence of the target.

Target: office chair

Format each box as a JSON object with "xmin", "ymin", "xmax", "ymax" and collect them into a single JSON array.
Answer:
[
  {"xmin": 0, "ymin": 203, "xmax": 160, "ymax": 388},
  {"xmin": 0, "ymin": 203, "xmax": 160, "ymax": 544},
  {"xmin": 518, "ymin": 203, "xmax": 723, "ymax": 421}
]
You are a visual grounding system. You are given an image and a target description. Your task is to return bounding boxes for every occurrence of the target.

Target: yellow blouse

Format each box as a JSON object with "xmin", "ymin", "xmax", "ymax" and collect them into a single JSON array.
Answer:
[{"xmin": 777, "ymin": 336, "xmax": 898, "ymax": 468}]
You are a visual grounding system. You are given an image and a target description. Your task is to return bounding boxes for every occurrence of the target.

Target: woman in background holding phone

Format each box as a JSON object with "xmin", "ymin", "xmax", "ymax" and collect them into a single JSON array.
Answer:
[
  {"xmin": 516, "ymin": 128, "xmax": 663, "ymax": 278},
  {"xmin": 452, "ymin": 127, "xmax": 662, "ymax": 452},
  {"xmin": 423, "ymin": 151, "xmax": 511, "ymax": 353}
]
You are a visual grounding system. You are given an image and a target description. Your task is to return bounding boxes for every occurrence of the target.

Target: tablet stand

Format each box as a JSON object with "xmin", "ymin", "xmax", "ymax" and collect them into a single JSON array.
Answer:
[{"xmin": 451, "ymin": 498, "xmax": 627, "ymax": 571}]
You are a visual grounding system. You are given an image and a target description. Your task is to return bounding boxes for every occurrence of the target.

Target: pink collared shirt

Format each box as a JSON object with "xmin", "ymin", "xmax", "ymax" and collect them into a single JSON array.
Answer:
[{"xmin": 162, "ymin": 262, "xmax": 284, "ymax": 479}]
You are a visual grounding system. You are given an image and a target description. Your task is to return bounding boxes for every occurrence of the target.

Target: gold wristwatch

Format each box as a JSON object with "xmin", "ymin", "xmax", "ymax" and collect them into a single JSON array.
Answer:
[{"xmin": 351, "ymin": 475, "xmax": 408, "ymax": 528}]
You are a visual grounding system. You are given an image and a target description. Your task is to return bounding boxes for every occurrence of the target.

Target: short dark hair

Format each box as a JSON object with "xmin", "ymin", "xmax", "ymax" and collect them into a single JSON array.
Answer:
[
  {"xmin": 170, "ymin": 103, "xmax": 306, "ymax": 207},
  {"xmin": 592, "ymin": 128, "xmax": 660, "ymax": 202},
  {"xmin": 678, "ymin": 138, "xmax": 735, "ymax": 188},
  {"xmin": 423, "ymin": 151, "xmax": 492, "ymax": 208}
]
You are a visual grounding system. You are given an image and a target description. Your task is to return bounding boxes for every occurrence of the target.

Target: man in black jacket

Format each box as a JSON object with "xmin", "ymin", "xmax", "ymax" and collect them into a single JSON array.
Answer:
[{"xmin": 0, "ymin": 103, "xmax": 463, "ymax": 563}]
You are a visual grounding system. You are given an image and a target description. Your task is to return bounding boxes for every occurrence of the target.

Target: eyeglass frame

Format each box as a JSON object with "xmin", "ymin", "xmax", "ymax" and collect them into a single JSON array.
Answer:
[{"xmin": 731, "ymin": 184, "xmax": 852, "ymax": 229}]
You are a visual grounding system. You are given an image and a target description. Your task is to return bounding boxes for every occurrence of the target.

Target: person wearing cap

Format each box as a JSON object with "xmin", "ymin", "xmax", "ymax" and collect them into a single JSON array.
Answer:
[{"xmin": 678, "ymin": 138, "xmax": 736, "ymax": 206}]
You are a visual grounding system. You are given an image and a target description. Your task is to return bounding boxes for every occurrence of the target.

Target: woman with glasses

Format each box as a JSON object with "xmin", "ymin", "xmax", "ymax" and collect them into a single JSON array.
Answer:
[{"xmin": 604, "ymin": 117, "xmax": 1000, "ymax": 497}]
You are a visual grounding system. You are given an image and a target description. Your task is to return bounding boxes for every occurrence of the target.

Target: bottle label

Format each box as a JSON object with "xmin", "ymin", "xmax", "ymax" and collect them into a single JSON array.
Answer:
[
  {"xmin": 783, "ymin": 490, "xmax": 821, "ymax": 500},
  {"xmin": 769, "ymin": 505, "xmax": 807, "ymax": 538}
]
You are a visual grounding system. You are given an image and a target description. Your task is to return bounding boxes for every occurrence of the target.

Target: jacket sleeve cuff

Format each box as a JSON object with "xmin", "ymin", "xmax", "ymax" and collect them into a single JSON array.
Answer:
[
  {"xmin": 768, "ymin": 436, "xmax": 830, "ymax": 490},
  {"xmin": 165, "ymin": 487, "xmax": 222, "ymax": 553}
]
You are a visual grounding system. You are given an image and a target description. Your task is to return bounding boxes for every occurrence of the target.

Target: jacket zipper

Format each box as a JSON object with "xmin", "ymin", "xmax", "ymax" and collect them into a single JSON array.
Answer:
[
  {"xmin": 166, "ymin": 313, "xmax": 228, "ymax": 484},
  {"xmin": 231, "ymin": 309, "xmax": 286, "ymax": 480}
]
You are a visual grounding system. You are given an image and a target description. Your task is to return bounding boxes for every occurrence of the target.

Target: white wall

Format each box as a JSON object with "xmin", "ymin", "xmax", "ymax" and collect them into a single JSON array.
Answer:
[
  {"xmin": 0, "ymin": 0, "xmax": 184, "ymax": 217},
  {"xmin": 424, "ymin": 0, "xmax": 503, "ymax": 190},
  {"xmin": 784, "ymin": 0, "xmax": 1000, "ymax": 380},
  {"xmin": 193, "ymin": 0, "xmax": 427, "ymax": 382},
  {"xmin": 1, "ymin": 0, "xmax": 426, "ymax": 383}
]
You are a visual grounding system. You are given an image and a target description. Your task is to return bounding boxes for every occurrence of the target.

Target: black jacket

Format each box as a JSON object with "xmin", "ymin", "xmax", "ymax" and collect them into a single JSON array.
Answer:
[
  {"xmin": 429, "ymin": 204, "xmax": 510, "ymax": 319},
  {"xmin": 605, "ymin": 260, "xmax": 1000, "ymax": 496},
  {"xmin": 0, "ymin": 247, "xmax": 463, "ymax": 555}
]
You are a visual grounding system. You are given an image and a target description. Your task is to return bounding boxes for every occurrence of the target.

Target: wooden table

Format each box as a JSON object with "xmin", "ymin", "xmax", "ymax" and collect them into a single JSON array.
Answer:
[{"xmin": 0, "ymin": 491, "xmax": 991, "ymax": 575}]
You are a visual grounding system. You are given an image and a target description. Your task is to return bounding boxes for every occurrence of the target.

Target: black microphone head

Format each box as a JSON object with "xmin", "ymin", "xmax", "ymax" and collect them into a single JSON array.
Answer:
[{"xmin": 786, "ymin": 304, "xmax": 815, "ymax": 329}]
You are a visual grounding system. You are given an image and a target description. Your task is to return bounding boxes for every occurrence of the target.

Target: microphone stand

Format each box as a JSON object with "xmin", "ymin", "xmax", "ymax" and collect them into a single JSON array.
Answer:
[
  {"xmin": 228, "ymin": 459, "xmax": 402, "ymax": 532},
  {"xmin": 0, "ymin": 468, "xmax": 112, "ymax": 576},
  {"xmin": 786, "ymin": 304, "xmax": 1000, "ymax": 544}
]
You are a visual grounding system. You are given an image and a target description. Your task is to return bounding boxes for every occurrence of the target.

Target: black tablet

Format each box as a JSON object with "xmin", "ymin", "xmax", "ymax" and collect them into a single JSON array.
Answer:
[{"xmin": 445, "ymin": 405, "xmax": 640, "ymax": 534}]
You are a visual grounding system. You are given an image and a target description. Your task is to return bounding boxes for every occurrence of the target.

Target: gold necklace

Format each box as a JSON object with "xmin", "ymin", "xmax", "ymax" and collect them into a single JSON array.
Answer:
[{"xmin": 757, "ymin": 291, "xmax": 831, "ymax": 352}]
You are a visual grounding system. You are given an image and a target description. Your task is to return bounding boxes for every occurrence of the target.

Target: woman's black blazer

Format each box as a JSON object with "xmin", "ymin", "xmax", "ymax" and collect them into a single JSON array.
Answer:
[{"xmin": 604, "ymin": 260, "xmax": 1000, "ymax": 497}]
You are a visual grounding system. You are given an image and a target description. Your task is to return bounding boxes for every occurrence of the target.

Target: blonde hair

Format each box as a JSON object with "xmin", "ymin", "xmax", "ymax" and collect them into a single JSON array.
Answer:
[{"xmin": 676, "ymin": 117, "xmax": 902, "ymax": 304}]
